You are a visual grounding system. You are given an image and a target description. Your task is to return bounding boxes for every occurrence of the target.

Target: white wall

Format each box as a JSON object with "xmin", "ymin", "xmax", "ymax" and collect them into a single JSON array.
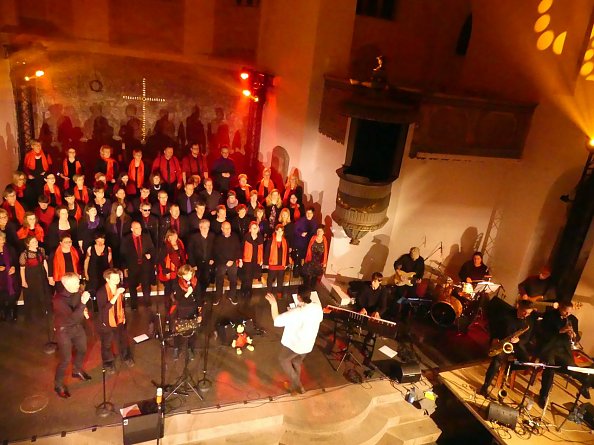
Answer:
[{"xmin": 0, "ymin": 58, "xmax": 19, "ymax": 187}]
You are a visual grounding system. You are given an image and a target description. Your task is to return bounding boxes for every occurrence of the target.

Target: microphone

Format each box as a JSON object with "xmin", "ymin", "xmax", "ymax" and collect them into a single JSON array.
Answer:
[
  {"xmin": 156, "ymin": 387, "xmax": 162, "ymax": 405},
  {"xmin": 440, "ymin": 242, "xmax": 443, "ymax": 255}
]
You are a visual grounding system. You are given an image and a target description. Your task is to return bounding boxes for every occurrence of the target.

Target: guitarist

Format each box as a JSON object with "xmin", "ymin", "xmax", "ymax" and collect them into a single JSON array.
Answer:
[
  {"xmin": 518, "ymin": 265, "xmax": 556, "ymax": 305},
  {"xmin": 392, "ymin": 247, "xmax": 424, "ymax": 320},
  {"xmin": 478, "ymin": 299, "xmax": 535, "ymax": 397}
]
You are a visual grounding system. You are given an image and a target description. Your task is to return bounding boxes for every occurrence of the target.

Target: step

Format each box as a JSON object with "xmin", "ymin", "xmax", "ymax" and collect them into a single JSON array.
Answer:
[
  {"xmin": 383, "ymin": 417, "xmax": 442, "ymax": 445},
  {"xmin": 185, "ymin": 424, "xmax": 285, "ymax": 445}
]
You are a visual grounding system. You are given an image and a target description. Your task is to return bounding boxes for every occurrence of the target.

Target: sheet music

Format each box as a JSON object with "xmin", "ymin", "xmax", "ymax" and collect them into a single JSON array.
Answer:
[{"xmin": 378, "ymin": 345, "xmax": 398, "ymax": 358}]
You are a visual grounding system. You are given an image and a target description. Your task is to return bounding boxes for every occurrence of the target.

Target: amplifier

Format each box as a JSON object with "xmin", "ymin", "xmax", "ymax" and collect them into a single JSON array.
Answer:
[
  {"xmin": 122, "ymin": 400, "xmax": 163, "ymax": 445},
  {"xmin": 487, "ymin": 402, "xmax": 518, "ymax": 429},
  {"xmin": 372, "ymin": 359, "xmax": 422, "ymax": 383}
]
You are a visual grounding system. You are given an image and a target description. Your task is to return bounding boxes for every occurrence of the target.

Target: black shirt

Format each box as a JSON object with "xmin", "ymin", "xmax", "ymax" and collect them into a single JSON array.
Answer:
[
  {"xmin": 459, "ymin": 261, "xmax": 489, "ymax": 282},
  {"xmin": 356, "ymin": 284, "xmax": 388, "ymax": 318},
  {"xmin": 213, "ymin": 233, "xmax": 241, "ymax": 265},
  {"xmin": 518, "ymin": 275, "xmax": 555, "ymax": 300}
]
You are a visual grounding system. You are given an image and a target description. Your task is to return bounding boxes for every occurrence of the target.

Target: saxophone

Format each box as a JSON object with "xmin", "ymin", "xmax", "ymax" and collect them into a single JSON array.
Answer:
[{"xmin": 488, "ymin": 325, "xmax": 530, "ymax": 357}]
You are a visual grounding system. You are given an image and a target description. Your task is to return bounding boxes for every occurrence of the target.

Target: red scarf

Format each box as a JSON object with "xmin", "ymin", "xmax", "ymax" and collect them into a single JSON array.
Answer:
[
  {"xmin": 106, "ymin": 284, "xmax": 125, "ymax": 327},
  {"xmin": 17, "ymin": 224, "xmax": 44, "ymax": 242},
  {"xmin": 258, "ymin": 179, "xmax": 274, "ymax": 201},
  {"xmin": 53, "ymin": 247, "xmax": 80, "ymax": 281},
  {"xmin": 305, "ymin": 235, "xmax": 328, "ymax": 265},
  {"xmin": 158, "ymin": 240, "xmax": 187, "ymax": 282},
  {"xmin": 43, "ymin": 184, "xmax": 62, "ymax": 205},
  {"xmin": 74, "ymin": 186, "xmax": 89, "ymax": 204},
  {"xmin": 128, "ymin": 160, "xmax": 145, "ymax": 190},
  {"xmin": 104, "ymin": 158, "xmax": 116, "ymax": 182},
  {"xmin": 290, "ymin": 203, "xmax": 301, "ymax": 220},
  {"xmin": 268, "ymin": 237, "xmax": 288, "ymax": 267},
  {"xmin": 24, "ymin": 150, "xmax": 50, "ymax": 173},
  {"xmin": 2, "ymin": 201, "xmax": 25, "ymax": 224},
  {"xmin": 62, "ymin": 159, "xmax": 82, "ymax": 180},
  {"xmin": 243, "ymin": 237, "xmax": 263, "ymax": 263},
  {"xmin": 13, "ymin": 184, "xmax": 26, "ymax": 198}
]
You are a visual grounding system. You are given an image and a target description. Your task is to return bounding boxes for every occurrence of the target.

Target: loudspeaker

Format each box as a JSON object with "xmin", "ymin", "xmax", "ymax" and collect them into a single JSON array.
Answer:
[
  {"xmin": 372, "ymin": 359, "xmax": 422, "ymax": 383},
  {"xmin": 487, "ymin": 402, "xmax": 518, "ymax": 428},
  {"xmin": 122, "ymin": 400, "xmax": 163, "ymax": 445}
]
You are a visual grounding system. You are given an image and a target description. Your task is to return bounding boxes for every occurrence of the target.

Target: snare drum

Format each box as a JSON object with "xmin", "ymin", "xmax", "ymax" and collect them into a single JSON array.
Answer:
[{"xmin": 431, "ymin": 287, "xmax": 463, "ymax": 327}]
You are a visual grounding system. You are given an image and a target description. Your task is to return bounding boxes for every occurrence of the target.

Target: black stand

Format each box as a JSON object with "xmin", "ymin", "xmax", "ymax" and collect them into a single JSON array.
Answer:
[
  {"xmin": 42, "ymin": 309, "xmax": 57, "ymax": 354},
  {"xmin": 197, "ymin": 302, "xmax": 212, "ymax": 392},
  {"xmin": 557, "ymin": 381, "xmax": 589, "ymax": 431},
  {"xmin": 95, "ymin": 367, "xmax": 115, "ymax": 417},
  {"xmin": 166, "ymin": 329, "xmax": 204, "ymax": 400},
  {"xmin": 333, "ymin": 327, "xmax": 365, "ymax": 372},
  {"xmin": 151, "ymin": 313, "xmax": 171, "ymax": 394}
]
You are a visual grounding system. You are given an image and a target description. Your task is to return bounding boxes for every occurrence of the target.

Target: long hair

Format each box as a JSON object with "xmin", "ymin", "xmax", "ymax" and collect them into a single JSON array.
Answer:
[{"xmin": 108, "ymin": 202, "xmax": 130, "ymax": 225}]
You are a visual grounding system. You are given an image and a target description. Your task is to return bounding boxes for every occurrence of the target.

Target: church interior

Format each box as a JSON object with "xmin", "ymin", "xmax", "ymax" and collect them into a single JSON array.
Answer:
[{"xmin": 3, "ymin": 0, "xmax": 594, "ymax": 444}]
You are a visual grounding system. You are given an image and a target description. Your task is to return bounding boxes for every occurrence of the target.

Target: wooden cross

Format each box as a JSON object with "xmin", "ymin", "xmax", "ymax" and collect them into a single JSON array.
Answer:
[{"xmin": 122, "ymin": 77, "xmax": 166, "ymax": 142}]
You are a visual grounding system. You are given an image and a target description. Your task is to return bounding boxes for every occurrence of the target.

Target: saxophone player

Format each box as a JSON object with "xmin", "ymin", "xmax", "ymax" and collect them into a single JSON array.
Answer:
[{"xmin": 478, "ymin": 300, "xmax": 535, "ymax": 397}]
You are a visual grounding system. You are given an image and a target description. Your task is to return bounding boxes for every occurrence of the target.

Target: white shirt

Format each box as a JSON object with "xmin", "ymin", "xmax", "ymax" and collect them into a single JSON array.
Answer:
[{"xmin": 274, "ymin": 301, "xmax": 323, "ymax": 354}]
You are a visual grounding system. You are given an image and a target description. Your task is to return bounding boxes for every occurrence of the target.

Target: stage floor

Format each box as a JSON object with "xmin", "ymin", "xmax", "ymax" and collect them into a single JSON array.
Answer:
[
  {"xmin": 439, "ymin": 361, "xmax": 594, "ymax": 445},
  {"xmin": 0, "ymin": 287, "xmax": 404, "ymax": 443}
]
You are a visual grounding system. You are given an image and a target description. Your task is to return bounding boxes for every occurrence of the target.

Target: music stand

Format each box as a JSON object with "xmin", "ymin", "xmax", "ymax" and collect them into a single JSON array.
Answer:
[
  {"xmin": 333, "ymin": 324, "xmax": 366, "ymax": 372},
  {"xmin": 166, "ymin": 328, "xmax": 204, "ymax": 401},
  {"xmin": 555, "ymin": 366, "xmax": 594, "ymax": 431}
]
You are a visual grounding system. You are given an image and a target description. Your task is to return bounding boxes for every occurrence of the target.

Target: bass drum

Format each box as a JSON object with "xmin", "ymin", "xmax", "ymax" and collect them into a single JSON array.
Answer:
[{"xmin": 431, "ymin": 293, "xmax": 463, "ymax": 327}]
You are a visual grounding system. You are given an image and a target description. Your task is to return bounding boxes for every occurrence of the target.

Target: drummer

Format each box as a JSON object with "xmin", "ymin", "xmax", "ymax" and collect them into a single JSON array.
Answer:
[{"xmin": 458, "ymin": 251, "xmax": 490, "ymax": 283}]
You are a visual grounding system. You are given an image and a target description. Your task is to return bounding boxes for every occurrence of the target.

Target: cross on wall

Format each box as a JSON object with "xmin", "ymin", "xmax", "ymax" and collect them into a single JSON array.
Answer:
[{"xmin": 122, "ymin": 77, "xmax": 166, "ymax": 142}]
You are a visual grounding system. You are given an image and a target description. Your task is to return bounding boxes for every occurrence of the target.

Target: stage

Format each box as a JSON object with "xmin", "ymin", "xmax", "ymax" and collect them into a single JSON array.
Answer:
[
  {"xmin": 0, "ymin": 286, "xmax": 441, "ymax": 444},
  {"xmin": 439, "ymin": 361, "xmax": 594, "ymax": 444}
]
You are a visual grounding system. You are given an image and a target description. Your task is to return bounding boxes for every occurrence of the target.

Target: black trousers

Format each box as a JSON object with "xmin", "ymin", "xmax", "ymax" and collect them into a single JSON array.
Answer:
[
  {"xmin": 54, "ymin": 324, "xmax": 87, "ymax": 388},
  {"xmin": 482, "ymin": 346, "xmax": 529, "ymax": 391},
  {"xmin": 196, "ymin": 260, "xmax": 213, "ymax": 295},
  {"xmin": 267, "ymin": 269, "xmax": 285, "ymax": 295},
  {"xmin": 240, "ymin": 262, "xmax": 260, "ymax": 297},
  {"xmin": 128, "ymin": 263, "xmax": 153, "ymax": 308},
  {"xmin": 539, "ymin": 347, "xmax": 578, "ymax": 401},
  {"xmin": 215, "ymin": 263, "xmax": 238, "ymax": 299},
  {"xmin": 99, "ymin": 323, "xmax": 132, "ymax": 365}
]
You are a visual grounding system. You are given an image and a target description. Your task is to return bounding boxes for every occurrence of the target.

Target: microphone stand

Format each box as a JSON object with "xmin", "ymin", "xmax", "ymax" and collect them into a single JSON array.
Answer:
[
  {"xmin": 95, "ymin": 366, "xmax": 115, "ymax": 417},
  {"xmin": 42, "ymin": 308, "xmax": 57, "ymax": 354},
  {"xmin": 197, "ymin": 294, "xmax": 213, "ymax": 392},
  {"xmin": 151, "ymin": 312, "xmax": 171, "ymax": 394}
]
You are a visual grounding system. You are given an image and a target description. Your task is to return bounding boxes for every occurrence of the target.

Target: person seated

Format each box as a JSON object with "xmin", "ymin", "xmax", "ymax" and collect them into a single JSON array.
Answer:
[
  {"xmin": 459, "ymin": 251, "xmax": 490, "ymax": 283},
  {"xmin": 355, "ymin": 272, "xmax": 389, "ymax": 358},
  {"xmin": 478, "ymin": 300, "xmax": 535, "ymax": 397},
  {"xmin": 518, "ymin": 265, "xmax": 556, "ymax": 304}
]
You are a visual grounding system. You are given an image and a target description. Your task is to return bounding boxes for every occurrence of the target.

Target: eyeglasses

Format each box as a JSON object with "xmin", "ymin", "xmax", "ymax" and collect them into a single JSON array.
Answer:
[{"xmin": 141, "ymin": 209, "xmax": 151, "ymax": 212}]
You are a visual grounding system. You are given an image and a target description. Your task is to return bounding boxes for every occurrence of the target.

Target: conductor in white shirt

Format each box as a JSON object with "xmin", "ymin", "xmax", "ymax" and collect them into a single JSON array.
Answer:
[{"xmin": 265, "ymin": 285, "xmax": 323, "ymax": 395}]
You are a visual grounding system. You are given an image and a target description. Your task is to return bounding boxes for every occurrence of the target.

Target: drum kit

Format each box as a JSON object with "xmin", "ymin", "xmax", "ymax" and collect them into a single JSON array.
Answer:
[{"xmin": 429, "ymin": 278, "xmax": 501, "ymax": 328}]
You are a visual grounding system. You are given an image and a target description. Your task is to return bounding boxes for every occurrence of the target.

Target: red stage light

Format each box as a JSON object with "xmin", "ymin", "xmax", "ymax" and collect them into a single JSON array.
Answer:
[
  {"xmin": 242, "ymin": 89, "xmax": 252, "ymax": 97},
  {"xmin": 240, "ymin": 72, "xmax": 250, "ymax": 80}
]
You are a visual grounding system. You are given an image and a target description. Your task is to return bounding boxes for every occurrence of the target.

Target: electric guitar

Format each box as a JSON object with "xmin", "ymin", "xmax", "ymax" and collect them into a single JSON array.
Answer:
[{"xmin": 382, "ymin": 270, "xmax": 416, "ymax": 287}]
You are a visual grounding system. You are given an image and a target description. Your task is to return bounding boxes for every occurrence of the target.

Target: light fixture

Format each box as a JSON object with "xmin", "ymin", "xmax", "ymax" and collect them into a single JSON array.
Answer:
[
  {"xmin": 35, "ymin": 70, "xmax": 44, "ymax": 77},
  {"xmin": 24, "ymin": 70, "xmax": 45, "ymax": 81},
  {"xmin": 242, "ymin": 89, "xmax": 251, "ymax": 97},
  {"xmin": 240, "ymin": 71, "xmax": 250, "ymax": 80}
]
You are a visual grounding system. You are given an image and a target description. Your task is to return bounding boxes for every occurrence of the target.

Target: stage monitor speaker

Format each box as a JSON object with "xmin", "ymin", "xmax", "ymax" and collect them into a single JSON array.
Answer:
[
  {"xmin": 487, "ymin": 402, "xmax": 518, "ymax": 429},
  {"xmin": 372, "ymin": 359, "xmax": 421, "ymax": 383},
  {"xmin": 122, "ymin": 400, "xmax": 163, "ymax": 445},
  {"xmin": 581, "ymin": 402, "xmax": 594, "ymax": 429}
]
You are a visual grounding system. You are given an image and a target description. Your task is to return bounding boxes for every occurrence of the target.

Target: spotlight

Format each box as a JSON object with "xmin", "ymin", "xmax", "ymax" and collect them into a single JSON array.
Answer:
[
  {"xmin": 240, "ymin": 71, "xmax": 250, "ymax": 80},
  {"xmin": 242, "ymin": 89, "xmax": 252, "ymax": 97},
  {"xmin": 35, "ymin": 70, "xmax": 45, "ymax": 77},
  {"xmin": 24, "ymin": 76, "xmax": 30, "ymax": 81}
]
